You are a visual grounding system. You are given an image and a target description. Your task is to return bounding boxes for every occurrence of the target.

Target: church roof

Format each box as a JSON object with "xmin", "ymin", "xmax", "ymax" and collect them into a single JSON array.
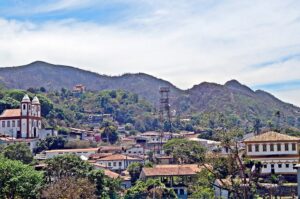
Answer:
[
  {"xmin": 22, "ymin": 94, "xmax": 31, "ymax": 103},
  {"xmin": 32, "ymin": 96, "xmax": 40, "ymax": 104},
  {"xmin": 0, "ymin": 109, "xmax": 21, "ymax": 118},
  {"xmin": 244, "ymin": 131, "xmax": 300, "ymax": 143}
]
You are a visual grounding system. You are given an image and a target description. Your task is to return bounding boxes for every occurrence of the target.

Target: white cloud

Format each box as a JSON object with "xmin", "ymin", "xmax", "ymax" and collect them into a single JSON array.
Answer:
[
  {"xmin": 0, "ymin": 0, "xmax": 300, "ymax": 105},
  {"xmin": 34, "ymin": 0, "xmax": 93, "ymax": 13}
]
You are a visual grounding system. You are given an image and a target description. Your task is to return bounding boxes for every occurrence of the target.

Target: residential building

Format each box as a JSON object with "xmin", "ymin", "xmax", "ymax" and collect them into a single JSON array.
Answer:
[
  {"xmin": 0, "ymin": 94, "xmax": 42, "ymax": 138},
  {"xmin": 96, "ymin": 154, "xmax": 143, "ymax": 171},
  {"xmin": 44, "ymin": 148, "xmax": 99, "ymax": 159},
  {"xmin": 244, "ymin": 131, "xmax": 300, "ymax": 175},
  {"xmin": 139, "ymin": 164, "xmax": 208, "ymax": 199},
  {"xmin": 0, "ymin": 136, "xmax": 39, "ymax": 152}
]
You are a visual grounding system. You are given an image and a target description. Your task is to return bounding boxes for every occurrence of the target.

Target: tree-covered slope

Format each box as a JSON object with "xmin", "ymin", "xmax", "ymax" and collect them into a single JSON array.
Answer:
[{"xmin": 0, "ymin": 61, "xmax": 300, "ymax": 131}]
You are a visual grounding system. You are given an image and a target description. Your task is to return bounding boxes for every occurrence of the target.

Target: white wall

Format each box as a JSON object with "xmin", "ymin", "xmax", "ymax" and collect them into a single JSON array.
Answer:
[
  {"xmin": 260, "ymin": 160, "xmax": 297, "ymax": 174},
  {"xmin": 0, "ymin": 119, "xmax": 20, "ymax": 137},
  {"xmin": 246, "ymin": 142, "xmax": 298, "ymax": 156},
  {"xmin": 45, "ymin": 150, "xmax": 96, "ymax": 159}
]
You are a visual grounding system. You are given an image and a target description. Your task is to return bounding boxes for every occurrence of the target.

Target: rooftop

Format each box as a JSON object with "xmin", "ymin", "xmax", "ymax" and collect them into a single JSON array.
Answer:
[
  {"xmin": 244, "ymin": 131, "xmax": 300, "ymax": 143},
  {"xmin": 98, "ymin": 154, "xmax": 142, "ymax": 161},
  {"xmin": 141, "ymin": 164, "xmax": 208, "ymax": 177},
  {"xmin": 45, "ymin": 148, "xmax": 99, "ymax": 153},
  {"xmin": 0, "ymin": 109, "xmax": 20, "ymax": 118}
]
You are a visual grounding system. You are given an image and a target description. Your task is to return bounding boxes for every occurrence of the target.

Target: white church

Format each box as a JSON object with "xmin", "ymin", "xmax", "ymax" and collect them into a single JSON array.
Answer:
[{"xmin": 0, "ymin": 94, "xmax": 42, "ymax": 138}]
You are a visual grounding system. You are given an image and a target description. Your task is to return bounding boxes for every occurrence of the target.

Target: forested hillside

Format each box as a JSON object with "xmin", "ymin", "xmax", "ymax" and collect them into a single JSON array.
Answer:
[{"xmin": 0, "ymin": 61, "xmax": 300, "ymax": 132}]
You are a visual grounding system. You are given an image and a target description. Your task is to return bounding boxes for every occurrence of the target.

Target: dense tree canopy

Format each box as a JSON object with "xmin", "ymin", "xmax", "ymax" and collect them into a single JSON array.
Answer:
[
  {"xmin": 125, "ymin": 179, "xmax": 177, "ymax": 199},
  {"xmin": 36, "ymin": 136, "xmax": 66, "ymax": 153},
  {"xmin": 163, "ymin": 139, "xmax": 206, "ymax": 164},
  {"xmin": 42, "ymin": 176, "xmax": 96, "ymax": 199},
  {"xmin": 127, "ymin": 162, "xmax": 144, "ymax": 184},
  {"xmin": 2, "ymin": 143, "xmax": 33, "ymax": 164},
  {"xmin": 0, "ymin": 156, "xmax": 43, "ymax": 199},
  {"xmin": 45, "ymin": 154, "xmax": 93, "ymax": 182}
]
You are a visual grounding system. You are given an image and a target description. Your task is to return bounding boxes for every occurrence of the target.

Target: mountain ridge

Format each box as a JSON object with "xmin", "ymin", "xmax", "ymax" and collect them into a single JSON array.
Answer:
[{"xmin": 0, "ymin": 61, "xmax": 299, "ymax": 129}]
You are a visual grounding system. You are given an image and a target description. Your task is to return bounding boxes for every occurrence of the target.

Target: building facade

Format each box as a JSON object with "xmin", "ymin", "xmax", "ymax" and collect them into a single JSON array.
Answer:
[
  {"xmin": 96, "ymin": 154, "xmax": 143, "ymax": 171},
  {"xmin": 244, "ymin": 131, "xmax": 300, "ymax": 175},
  {"xmin": 0, "ymin": 94, "xmax": 42, "ymax": 138}
]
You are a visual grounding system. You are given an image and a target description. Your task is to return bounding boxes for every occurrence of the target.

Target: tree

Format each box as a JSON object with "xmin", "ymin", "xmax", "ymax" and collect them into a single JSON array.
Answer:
[
  {"xmin": 101, "ymin": 121, "xmax": 118, "ymax": 144},
  {"xmin": 36, "ymin": 94, "xmax": 54, "ymax": 117},
  {"xmin": 253, "ymin": 119, "xmax": 261, "ymax": 135},
  {"xmin": 88, "ymin": 170, "xmax": 121, "ymax": 199},
  {"xmin": 42, "ymin": 176, "xmax": 96, "ymax": 199},
  {"xmin": 2, "ymin": 143, "xmax": 33, "ymax": 164},
  {"xmin": 40, "ymin": 87, "xmax": 46, "ymax": 92},
  {"xmin": 45, "ymin": 154, "xmax": 93, "ymax": 182},
  {"xmin": 127, "ymin": 162, "xmax": 144, "ymax": 184},
  {"xmin": 190, "ymin": 169, "xmax": 214, "ymax": 199},
  {"xmin": 207, "ymin": 128, "xmax": 261, "ymax": 198},
  {"xmin": 275, "ymin": 110, "xmax": 281, "ymax": 132},
  {"xmin": 36, "ymin": 136, "xmax": 66, "ymax": 153},
  {"xmin": 0, "ymin": 156, "xmax": 43, "ymax": 199},
  {"xmin": 163, "ymin": 139, "xmax": 206, "ymax": 164},
  {"xmin": 125, "ymin": 179, "xmax": 177, "ymax": 199}
]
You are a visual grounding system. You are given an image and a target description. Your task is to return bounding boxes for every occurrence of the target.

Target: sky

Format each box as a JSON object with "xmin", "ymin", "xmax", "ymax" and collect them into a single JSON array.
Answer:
[{"xmin": 0, "ymin": 0, "xmax": 300, "ymax": 106}]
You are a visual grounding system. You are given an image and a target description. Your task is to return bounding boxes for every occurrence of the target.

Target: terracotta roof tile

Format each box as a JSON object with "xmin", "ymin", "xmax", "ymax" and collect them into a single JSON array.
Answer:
[
  {"xmin": 0, "ymin": 109, "xmax": 20, "ymax": 118},
  {"xmin": 99, "ymin": 154, "xmax": 142, "ymax": 161},
  {"xmin": 244, "ymin": 131, "xmax": 300, "ymax": 142},
  {"xmin": 142, "ymin": 164, "xmax": 207, "ymax": 177},
  {"xmin": 45, "ymin": 148, "xmax": 99, "ymax": 153}
]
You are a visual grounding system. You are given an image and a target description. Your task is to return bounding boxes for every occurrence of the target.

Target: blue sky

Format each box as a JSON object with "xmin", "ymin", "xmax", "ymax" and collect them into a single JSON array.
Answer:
[{"xmin": 0, "ymin": 0, "xmax": 300, "ymax": 105}]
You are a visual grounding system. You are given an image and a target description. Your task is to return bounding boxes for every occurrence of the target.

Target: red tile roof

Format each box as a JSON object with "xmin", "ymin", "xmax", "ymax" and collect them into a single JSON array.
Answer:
[
  {"xmin": 141, "ymin": 164, "xmax": 208, "ymax": 177},
  {"xmin": 45, "ymin": 148, "xmax": 99, "ymax": 153},
  {"xmin": 244, "ymin": 131, "xmax": 300, "ymax": 142},
  {"xmin": 0, "ymin": 109, "xmax": 20, "ymax": 118},
  {"xmin": 98, "ymin": 154, "xmax": 142, "ymax": 161}
]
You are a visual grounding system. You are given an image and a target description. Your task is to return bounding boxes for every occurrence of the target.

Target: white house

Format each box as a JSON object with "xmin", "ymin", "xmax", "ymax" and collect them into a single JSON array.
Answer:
[
  {"xmin": 124, "ymin": 144, "xmax": 144, "ymax": 155},
  {"xmin": 0, "ymin": 94, "xmax": 42, "ymax": 138},
  {"xmin": 44, "ymin": 148, "xmax": 99, "ymax": 159},
  {"xmin": 244, "ymin": 131, "xmax": 300, "ymax": 175},
  {"xmin": 0, "ymin": 137, "xmax": 39, "ymax": 152},
  {"xmin": 96, "ymin": 154, "xmax": 144, "ymax": 171}
]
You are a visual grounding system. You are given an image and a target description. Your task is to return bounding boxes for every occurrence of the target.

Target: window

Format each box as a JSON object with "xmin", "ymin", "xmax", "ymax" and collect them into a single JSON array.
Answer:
[
  {"xmin": 2, "ymin": 121, "xmax": 5, "ymax": 127},
  {"xmin": 263, "ymin": 144, "xmax": 267, "ymax": 152},
  {"xmin": 248, "ymin": 144, "xmax": 252, "ymax": 152},
  {"xmin": 23, "ymin": 104, "xmax": 26, "ymax": 110},
  {"xmin": 277, "ymin": 144, "xmax": 281, "ymax": 151},
  {"xmin": 7, "ymin": 121, "xmax": 10, "ymax": 127},
  {"xmin": 292, "ymin": 143, "xmax": 296, "ymax": 151},
  {"xmin": 286, "ymin": 164, "xmax": 290, "ymax": 168},
  {"xmin": 119, "ymin": 162, "xmax": 122, "ymax": 166},
  {"xmin": 113, "ymin": 162, "xmax": 116, "ymax": 166},
  {"xmin": 293, "ymin": 164, "xmax": 296, "ymax": 169},
  {"xmin": 12, "ymin": 121, "xmax": 15, "ymax": 127},
  {"xmin": 278, "ymin": 164, "xmax": 282, "ymax": 168},
  {"xmin": 263, "ymin": 164, "xmax": 267, "ymax": 168},
  {"xmin": 285, "ymin": 143, "xmax": 289, "ymax": 151},
  {"xmin": 270, "ymin": 144, "xmax": 274, "ymax": 151},
  {"xmin": 17, "ymin": 120, "xmax": 20, "ymax": 127},
  {"xmin": 179, "ymin": 189, "xmax": 185, "ymax": 195},
  {"xmin": 255, "ymin": 144, "xmax": 259, "ymax": 152},
  {"xmin": 108, "ymin": 162, "xmax": 112, "ymax": 167}
]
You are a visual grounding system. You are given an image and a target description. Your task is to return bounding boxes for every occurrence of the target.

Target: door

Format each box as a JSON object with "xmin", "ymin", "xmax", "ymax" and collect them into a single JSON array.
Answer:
[{"xmin": 271, "ymin": 164, "xmax": 275, "ymax": 174}]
